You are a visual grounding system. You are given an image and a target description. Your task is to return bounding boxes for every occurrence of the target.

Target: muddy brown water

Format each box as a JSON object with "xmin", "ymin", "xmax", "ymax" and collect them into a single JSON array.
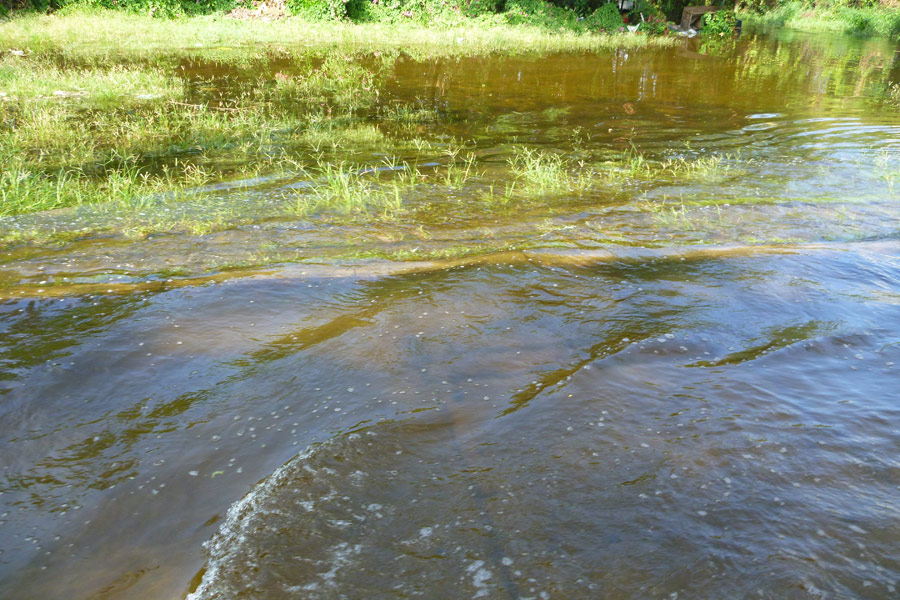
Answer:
[{"xmin": 2, "ymin": 29, "xmax": 900, "ymax": 599}]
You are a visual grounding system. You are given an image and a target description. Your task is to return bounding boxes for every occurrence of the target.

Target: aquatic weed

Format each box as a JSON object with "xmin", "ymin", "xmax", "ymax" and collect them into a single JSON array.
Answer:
[
  {"xmin": 443, "ymin": 148, "xmax": 480, "ymax": 190},
  {"xmin": 660, "ymin": 154, "xmax": 734, "ymax": 181},
  {"xmin": 508, "ymin": 147, "xmax": 592, "ymax": 194},
  {"xmin": 293, "ymin": 162, "xmax": 406, "ymax": 219}
]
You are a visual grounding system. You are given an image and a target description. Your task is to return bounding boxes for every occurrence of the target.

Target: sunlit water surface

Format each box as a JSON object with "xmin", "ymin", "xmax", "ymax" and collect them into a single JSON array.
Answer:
[{"xmin": 1, "ymin": 28, "xmax": 900, "ymax": 600}]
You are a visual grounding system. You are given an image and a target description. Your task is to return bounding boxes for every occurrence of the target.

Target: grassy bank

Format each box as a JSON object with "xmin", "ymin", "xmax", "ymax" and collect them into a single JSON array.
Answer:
[
  {"xmin": 1, "ymin": 9, "xmax": 674, "ymax": 60},
  {"xmin": 741, "ymin": 2, "xmax": 900, "ymax": 40}
]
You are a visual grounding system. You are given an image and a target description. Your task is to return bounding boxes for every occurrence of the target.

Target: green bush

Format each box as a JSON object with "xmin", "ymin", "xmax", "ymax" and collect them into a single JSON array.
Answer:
[
  {"xmin": 628, "ymin": 0, "xmax": 669, "ymax": 35},
  {"xmin": 463, "ymin": 0, "xmax": 505, "ymax": 16},
  {"xmin": 640, "ymin": 13, "xmax": 668, "ymax": 33},
  {"xmin": 504, "ymin": 0, "xmax": 580, "ymax": 28},
  {"xmin": 285, "ymin": 0, "xmax": 347, "ymax": 19},
  {"xmin": 586, "ymin": 1, "xmax": 623, "ymax": 30},
  {"xmin": 346, "ymin": 0, "xmax": 472, "ymax": 23},
  {"xmin": 737, "ymin": 0, "xmax": 780, "ymax": 13},
  {"xmin": 0, "ymin": 0, "xmax": 701, "ymax": 33},
  {"xmin": 702, "ymin": 9, "xmax": 735, "ymax": 35}
]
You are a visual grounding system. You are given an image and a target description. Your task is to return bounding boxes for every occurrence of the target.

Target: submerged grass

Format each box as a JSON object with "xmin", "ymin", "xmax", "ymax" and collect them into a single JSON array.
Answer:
[
  {"xmin": 0, "ymin": 158, "xmax": 220, "ymax": 217},
  {"xmin": 0, "ymin": 48, "xmax": 397, "ymax": 218},
  {"xmin": 508, "ymin": 147, "xmax": 592, "ymax": 194},
  {"xmin": 505, "ymin": 146, "xmax": 740, "ymax": 195},
  {"xmin": 0, "ymin": 13, "xmax": 747, "ymax": 247},
  {"xmin": 876, "ymin": 150, "xmax": 900, "ymax": 191},
  {"xmin": 0, "ymin": 58, "xmax": 180, "ymax": 103},
  {"xmin": 292, "ymin": 162, "xmax": 405, "ymax": 218},
  {"xmin": 0, "ymin": 10, "xmax": 676, "ymax": 227},
  {"xmin": 660, "ymin": 154, "xmax": 734, "ymax": 180},
  {"xmin": 443, "ymin": 145, "xmax": 481, "ymax": 190}
]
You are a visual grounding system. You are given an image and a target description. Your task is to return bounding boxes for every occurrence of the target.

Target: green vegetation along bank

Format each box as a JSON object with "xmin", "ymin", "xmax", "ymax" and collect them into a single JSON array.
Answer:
[{"xmin": 742, "ymin": 1, "xmax": 900, "ymax": 40}]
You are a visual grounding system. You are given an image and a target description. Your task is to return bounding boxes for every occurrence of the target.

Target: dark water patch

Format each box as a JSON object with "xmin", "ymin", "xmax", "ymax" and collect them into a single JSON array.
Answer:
[
  {"xmin": 3, "ymin": 241, "xmax": 898, "ymax": 598},
  {"xmin": 183, "ymin": 244, "xmax": 900, "ymax": 600}
]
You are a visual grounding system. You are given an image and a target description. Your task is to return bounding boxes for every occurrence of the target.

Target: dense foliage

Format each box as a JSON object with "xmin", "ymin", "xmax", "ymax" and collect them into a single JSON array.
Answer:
[
  {"xmin": 0, "ymin": 0, "xmax": 240, "ymax": 16},
  {"xmin": 702, "ymin": 8, "xmax": 736, "ymax": 34},
  {"xmin": 586, "ymin": 2, "xmax": 624, "ymax": 30}
]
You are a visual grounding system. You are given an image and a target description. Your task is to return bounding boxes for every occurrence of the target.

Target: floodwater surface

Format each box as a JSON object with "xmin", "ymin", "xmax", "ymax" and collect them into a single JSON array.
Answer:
[{"xmin": 2, "ymin": 29, "xmax": 900, "ymax": 600}]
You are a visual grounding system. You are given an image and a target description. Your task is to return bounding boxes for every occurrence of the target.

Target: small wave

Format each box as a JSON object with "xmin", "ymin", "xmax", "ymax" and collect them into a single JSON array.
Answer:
[
  {"xmin": 745, "ymin": 113, "xmax": 783, "ymax": 120},
  {"xmin": 186, "ymin": 443, "xmax": 321, "ymax": 600},
  {"xmin": 742, "ymin": 122, "xmax": 778, "ymax": 132},
  {"xmin": 186, "ymin": 418, "xmax": 523, "ymax": 600}
]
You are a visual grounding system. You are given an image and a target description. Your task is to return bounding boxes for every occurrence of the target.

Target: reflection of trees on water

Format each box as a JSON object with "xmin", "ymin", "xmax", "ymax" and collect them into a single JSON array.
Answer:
[
  {"xmin": 381, "ymin": 31, "xmax": 898, "ymax": 116},
  {"xmin": 728, "ymin": 32, "xmax": 898, "ymax": 106}
]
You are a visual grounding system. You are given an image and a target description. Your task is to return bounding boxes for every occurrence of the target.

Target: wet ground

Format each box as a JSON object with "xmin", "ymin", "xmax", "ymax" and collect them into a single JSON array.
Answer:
[{"xmin": 1, "ymin": 28, "xmax": 900, "ymax": 599}]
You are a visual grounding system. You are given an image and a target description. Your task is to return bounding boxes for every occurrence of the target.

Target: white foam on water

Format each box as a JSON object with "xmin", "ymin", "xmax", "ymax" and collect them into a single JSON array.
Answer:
[
  {"xmin": 316, "ymin": 542, "xmax": 363, "ymax": 585},
  {"xmin": 187, "ymin": 443, "xmax": 321, "ymax": 600},
  {"xmin": 466, "ymin": 559, "xmax": 494, "ymax": 598}
]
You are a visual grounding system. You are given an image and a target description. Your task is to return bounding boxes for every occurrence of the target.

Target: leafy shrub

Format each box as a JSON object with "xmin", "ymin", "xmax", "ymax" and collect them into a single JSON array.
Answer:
[
  {"xmin": 350, "ymin": 0, "xmax": 473, "ymax": 23},
  {"xmin": 736, "ymin": 0, "xmax": 780, "ymax": 12},
  {"xmin": 286, "ymin": 0, "xmax": 346, "ymax": 19},
  {"xmin": 463, "ymin": 0, "xmax": 505, "ymax": 16},
  {"xmin": 842, "ymin": 7, "xmax": 873, "ymax": 33},
  {"xmin": 702, "ymin": 9, "xmax": 735, "ymax": 35},
  {"xmin": 628, "ymin": 0, "xmax": 669, "ymax": 35},
  {"xmin": 586, "ymin": 1, "xmax": 622, "ymax": 30},
  {"xmin": 639, "ymin": 12, "xmax": 668, "ymax": 33},
  {"xmin": 504, "ymin": 0, "xmax": 580, "ymax": 28}
]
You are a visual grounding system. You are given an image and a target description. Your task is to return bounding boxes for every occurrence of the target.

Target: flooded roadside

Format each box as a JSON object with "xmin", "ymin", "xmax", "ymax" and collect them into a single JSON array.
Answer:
[{"xmin": 1, "ymin": 28, "xmax": 900, "ymax": 599}]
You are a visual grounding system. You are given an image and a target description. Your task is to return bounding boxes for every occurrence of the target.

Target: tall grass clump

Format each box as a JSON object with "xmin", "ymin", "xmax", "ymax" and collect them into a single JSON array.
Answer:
[
  {"xmin": 292, "ymin": 162, "xmax": 406, "ymax": 218},
  {"xmin": 508, "ymin": 148, "xmax": 592, "ymax": 194},
  {"xmin": 0, "ymin": 58, "xmax": 181, "ymax": 103},
  {"xmin": 0, "ymin": 158, "xmax": 207, "ymax": 217},
  {"xmin": 442, "ymin": 145, "xmax": 481, "ymax": 189}
]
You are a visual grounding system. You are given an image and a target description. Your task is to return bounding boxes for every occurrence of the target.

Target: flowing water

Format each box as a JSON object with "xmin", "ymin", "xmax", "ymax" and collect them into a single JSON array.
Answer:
[{"xmin": 2, "ymin": 28, "xmax": 900, "ymax": 600}]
